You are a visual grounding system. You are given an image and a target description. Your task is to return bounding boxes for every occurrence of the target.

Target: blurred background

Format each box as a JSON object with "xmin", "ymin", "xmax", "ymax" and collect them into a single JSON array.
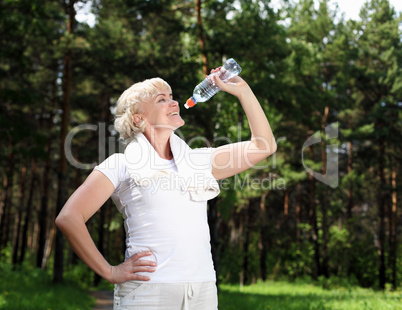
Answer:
[{"xmin": 0, "ymin": 0, "xmax": 401, "ymax": 308}]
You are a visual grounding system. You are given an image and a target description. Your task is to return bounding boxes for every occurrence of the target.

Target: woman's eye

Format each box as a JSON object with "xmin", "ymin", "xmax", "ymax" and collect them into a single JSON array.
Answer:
[{"xmin": 158, "ymin": 98, "xmax": 166, "ymax": 103}]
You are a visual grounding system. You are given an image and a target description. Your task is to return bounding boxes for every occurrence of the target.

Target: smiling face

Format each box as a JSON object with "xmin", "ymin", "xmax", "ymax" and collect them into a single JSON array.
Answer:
[{"xmin": 139, "ymin": 89, "xmax": 185, "ymax": 134}]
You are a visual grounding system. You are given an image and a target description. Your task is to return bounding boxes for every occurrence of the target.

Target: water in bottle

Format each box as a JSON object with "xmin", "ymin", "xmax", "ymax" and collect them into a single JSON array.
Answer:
[{"xmin": 185, "ymin": 58, "xmax": 242, "ymax": 109}]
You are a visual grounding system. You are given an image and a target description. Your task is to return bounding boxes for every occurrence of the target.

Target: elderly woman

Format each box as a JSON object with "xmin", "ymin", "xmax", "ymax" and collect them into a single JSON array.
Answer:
[{"xmin": 56, "ymin": 69, "xmax": 277, "ymax": 309}]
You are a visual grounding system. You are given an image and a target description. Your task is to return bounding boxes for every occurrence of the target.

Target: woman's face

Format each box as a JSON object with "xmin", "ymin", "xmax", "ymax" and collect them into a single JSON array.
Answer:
[{"xmin": 140, "ymin": 89, "xmax": 185, "ymax": 132}]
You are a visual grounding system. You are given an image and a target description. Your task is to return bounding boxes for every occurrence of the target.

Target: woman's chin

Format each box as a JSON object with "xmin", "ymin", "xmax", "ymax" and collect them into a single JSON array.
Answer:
[
  {"xmin": 177, "ymin": 119, "xmax": 185, "ymax": 128},
  {"xmin": 171, "ymin": 118, "xmax": 185, "ymax": 130}
]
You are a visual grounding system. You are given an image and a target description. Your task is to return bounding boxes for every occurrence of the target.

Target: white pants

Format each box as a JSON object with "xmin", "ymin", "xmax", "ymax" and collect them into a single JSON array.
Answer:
[{"xmin": 113, "ymin": 281, "xmax": 218, "ymax": 310}]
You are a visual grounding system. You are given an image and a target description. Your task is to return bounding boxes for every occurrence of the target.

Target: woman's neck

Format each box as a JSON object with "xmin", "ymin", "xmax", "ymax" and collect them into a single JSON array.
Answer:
[{"xmin": 143, "ymin": 129, "xmax": 173, "ymax": 160}]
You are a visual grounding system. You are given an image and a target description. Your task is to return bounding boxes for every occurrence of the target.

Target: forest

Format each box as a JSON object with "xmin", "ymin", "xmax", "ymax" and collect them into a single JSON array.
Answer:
[{"xmin": 0, "ymin": 0, "xmax": 401, "ymax": 294}]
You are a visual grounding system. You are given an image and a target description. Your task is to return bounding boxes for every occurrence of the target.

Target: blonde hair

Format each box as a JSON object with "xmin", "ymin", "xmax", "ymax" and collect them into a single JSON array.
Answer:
[{"xmin": 114, "ymin": 77, "xmax": 172, "ymax": 144}]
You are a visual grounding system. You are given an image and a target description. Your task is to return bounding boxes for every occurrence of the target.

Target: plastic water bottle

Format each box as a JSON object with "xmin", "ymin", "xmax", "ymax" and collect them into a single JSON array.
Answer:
[{"xmin": 185, "ymin": 58, "xmax": 242, "ymax": 109}]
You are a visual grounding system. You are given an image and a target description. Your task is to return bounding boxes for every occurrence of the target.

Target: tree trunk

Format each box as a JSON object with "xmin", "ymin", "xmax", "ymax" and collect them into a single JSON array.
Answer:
[
  {"xmin": 19, "ymin": 159, "xmax": 38, "ymax": 264},
  {"xmin": 320, "ymin": 187, "xmax": 329, "ymax": 278},
  {"xmin": 37, "ymin": 162, "xmax": 50, "ymax": 269},
  {"xmin": 37, "ymin": 110, "xmax": 54, "ymax": 268},
  {"xmin": 389, "ymin": 159, "xmax": 398, "ymax": 290},
  {"xmin": 0, "ymin": 144, "xmax": 15, "ymax": 252},
  {"xmin": 12, "ymin": 166, "xmax": 27, "ymax": 266},
  {"xmin": 284, "ymin": 189, "xmax": 289, "ymax": 217},
  {"xmin": 346, "ymin": 119, "xmax": 353, "ymax": 278},
  {"xmin": 296, "ymin": 183, "xmax": 302, "ymax": 242},
  {"xmin": 31, "ymin": 199, "xmax": 40, "ymax": 252},
  {"xmin": 54, "ymin": 0, "xmax": 76, "ymax": 283},
  {"xmin": 320, "ymin": 106, "xmax": 329, "ymax": 278},
  {"xmin": 309, "ymin": 147, "xmax": 321, "ymax": 279},
  {"xmin": 377, "ymin": 137, "xmax": 386, "ymax": 289},
  {"xmin": 43, "ymin": 214, "xmax": 57, "ymax": 270},
  {"xmin": 346, "ymin": 118, "xmax": 353, "ymax": 221},
  {"xmin": 0, "ymin": 172, "xmax": 5, "ymax": 227},
  {"xmin": 195, "ymin": 0, "xmax": 209, "ymax": 76},
  {"xmin": 240, "ymin": 203, "xmax": 250, "ymax": 287},
  {"xmin": 295, "ymin": 182, "xmax": 302, "ymax": 277},
  {"xmin": 195, "ymin": 0, "xmax": 218, "ymax": 143},
  {"xmin": 259, "ymin": 191, "xmax": 269, "ymax": 281},
  {"xmin": 282, "ymin": 189, "xmax": 290, "ymax": 261}
]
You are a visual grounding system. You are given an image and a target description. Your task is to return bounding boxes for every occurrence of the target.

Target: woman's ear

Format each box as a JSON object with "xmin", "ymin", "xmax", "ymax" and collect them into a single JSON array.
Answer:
[{"xmin": 132, "ymin": 114, "xmax": 143, "ymax": 126}]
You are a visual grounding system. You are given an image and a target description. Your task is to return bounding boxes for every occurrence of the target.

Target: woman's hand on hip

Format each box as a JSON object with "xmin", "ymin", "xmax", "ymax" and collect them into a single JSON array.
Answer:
[{"xmin": 107, "ymin": 251, "xmax": 156, "ymax": 284}]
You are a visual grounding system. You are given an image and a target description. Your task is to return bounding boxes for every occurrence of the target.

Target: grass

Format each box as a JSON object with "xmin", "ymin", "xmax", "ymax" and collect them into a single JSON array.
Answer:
[
  {"xmin": 218, "ymin": 280, "xmax": 402, "ymax": 310},
  {"xmin": 0, "ymin": 264, "xmax": 94, "ymax": 310},
  {"xmin": 1, "ymin": 261, "xmax": 401, "ymax": 310}
]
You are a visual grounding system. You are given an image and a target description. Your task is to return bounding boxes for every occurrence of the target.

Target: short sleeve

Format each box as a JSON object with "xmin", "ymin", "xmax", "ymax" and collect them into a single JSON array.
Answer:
[
  {"xmin": 94, "ymin": 153, "xmax": 126, "ymax": 189},
  {"xmin": 192, "ymin": 147, "xmax": 216, "ymax": 173}
]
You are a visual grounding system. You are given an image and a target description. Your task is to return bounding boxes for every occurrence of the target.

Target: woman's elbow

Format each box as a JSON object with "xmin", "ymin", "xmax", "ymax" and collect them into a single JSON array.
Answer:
[
  {"xmin": 253, "ymin": 138, "xmax": 277, "ymax": 156},
  {"xmin": 261, "ymin": 142, "xmax": 277, "ymax": 159},
  {"xmin": 55, "ymin": 211, "xmax": 72, "ymax": 232},
  {"xmin": 262, "ymin": 140, "xmax": 277, "ymax": 158},
  {"xmin": 270, "ymin": 142, "xmax": 277, "ymax": 155},
  {"xmin": 55, "ymin": 213, "xmax": 65, "ymax": 230},
  {"xmin": 252, "ymin": 142, "xmax": 277, "ymax": 161}
]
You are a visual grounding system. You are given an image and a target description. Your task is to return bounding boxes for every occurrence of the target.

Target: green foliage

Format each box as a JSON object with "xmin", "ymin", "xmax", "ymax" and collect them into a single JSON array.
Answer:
[
  {"xmin": 64, "ymin": 261, "xmax": 95, "ymax": 290},
  {"xmin": 0, "ymin": 262, "xmax": 94, "ymax": 310},
  {"xmin": 284, "ymin": 235, "xmax": 315, "ymax": 279},
  {"xmin": 0, "ymin": 0, "xmax": 400, "ymax": 293},
  {"xmin": 219, "ymin": 280, "xmax": 402, "ymax": 310},
  {"xmin": 327, "ymin": 225, "xmax": 351, "ymax": 273}
]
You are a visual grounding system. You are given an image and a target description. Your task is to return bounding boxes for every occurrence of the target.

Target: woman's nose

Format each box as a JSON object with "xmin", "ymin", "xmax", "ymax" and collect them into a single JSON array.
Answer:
[{"xmin": 170, "ymin": 100, "xmax": 178, "ymax": 107}]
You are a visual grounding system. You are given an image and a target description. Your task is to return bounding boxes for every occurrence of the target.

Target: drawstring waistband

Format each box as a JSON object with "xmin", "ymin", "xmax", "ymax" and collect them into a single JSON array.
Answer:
[
  {"xmin": 182, "ymin": 283, "xmax": 195, "ymax": 309},
  {"xmin": 187, "ymin": 283, "xmax": 194, "ymax": 299}
]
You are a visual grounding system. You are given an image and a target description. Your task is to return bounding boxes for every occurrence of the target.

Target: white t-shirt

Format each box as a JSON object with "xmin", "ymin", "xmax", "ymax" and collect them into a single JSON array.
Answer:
[{"xmin": 94, "ymin": 149, "xmax": 217, "ymax": 283}]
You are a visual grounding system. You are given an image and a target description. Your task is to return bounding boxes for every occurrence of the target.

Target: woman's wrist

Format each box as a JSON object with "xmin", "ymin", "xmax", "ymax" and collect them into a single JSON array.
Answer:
[
  {"xmin": 99, "ymin": 263, "xmax": 115, "ymax": 283},
  {"xmin": 237, "ymin": 85, "xmax": 255, "ymax": 103}
]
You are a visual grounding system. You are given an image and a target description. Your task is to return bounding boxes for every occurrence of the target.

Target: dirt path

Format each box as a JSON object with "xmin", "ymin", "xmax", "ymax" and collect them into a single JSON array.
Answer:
[{"xmin": 89, "ymin": 290, "xmax": 114, "ymax": 310}]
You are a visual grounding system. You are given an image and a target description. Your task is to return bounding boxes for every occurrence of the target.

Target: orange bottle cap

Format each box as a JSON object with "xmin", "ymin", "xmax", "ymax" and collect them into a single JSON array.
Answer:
[{"xmin": 184, "ymin": 97, "xmax": 196, "ymax": 109}]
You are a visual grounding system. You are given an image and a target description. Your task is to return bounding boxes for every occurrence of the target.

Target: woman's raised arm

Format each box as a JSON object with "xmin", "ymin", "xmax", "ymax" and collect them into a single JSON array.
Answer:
[{"xmin": 210, "ymin": 73, "xmax": 277, "ymax": 180}]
